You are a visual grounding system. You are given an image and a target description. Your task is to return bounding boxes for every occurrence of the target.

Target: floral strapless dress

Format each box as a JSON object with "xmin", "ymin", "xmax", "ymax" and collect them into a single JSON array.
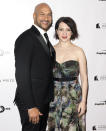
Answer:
[{"xmin": 47, "ymin": 60, "xmax": 86, "ymax": 131}]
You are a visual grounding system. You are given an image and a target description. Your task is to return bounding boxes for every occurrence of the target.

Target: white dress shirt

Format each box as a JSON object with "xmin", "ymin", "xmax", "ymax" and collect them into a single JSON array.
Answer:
[{"xmin": 33, "ymin": 24, "xmax": 47, "ymax": 44}]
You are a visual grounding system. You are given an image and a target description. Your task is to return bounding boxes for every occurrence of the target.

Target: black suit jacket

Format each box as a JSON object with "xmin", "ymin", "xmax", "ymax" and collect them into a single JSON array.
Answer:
[{"xmin": 14, "ymin": 25, "xmax": 55, "ymax": 111}]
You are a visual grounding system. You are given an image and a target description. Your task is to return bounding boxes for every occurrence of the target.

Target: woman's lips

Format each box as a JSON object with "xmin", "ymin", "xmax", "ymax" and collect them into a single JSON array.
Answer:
[{"xmin": 62, "ymin": 36, "xmax": 67, "ymax": 39}]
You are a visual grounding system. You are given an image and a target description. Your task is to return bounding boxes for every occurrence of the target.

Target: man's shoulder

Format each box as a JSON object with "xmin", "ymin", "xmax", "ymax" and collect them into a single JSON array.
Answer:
[
  {"xmin": 16, "ymin": 27, "xmax": 32, "ymax": 41},
  {"xmin": 14, "ymin": 27, "xmax": 34, "ymax": 51}
]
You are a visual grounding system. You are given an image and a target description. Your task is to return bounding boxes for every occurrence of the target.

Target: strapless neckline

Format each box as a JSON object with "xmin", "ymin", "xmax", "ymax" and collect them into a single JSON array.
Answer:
[{"xmin": 56, "ymin": 60, "xmax": 79, "ymax": 65}]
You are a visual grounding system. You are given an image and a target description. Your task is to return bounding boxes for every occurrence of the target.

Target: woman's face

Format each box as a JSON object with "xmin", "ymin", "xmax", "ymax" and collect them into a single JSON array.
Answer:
[{"xmin": 56, "ymin": 22, "xmax": 72, "ymax": 42}]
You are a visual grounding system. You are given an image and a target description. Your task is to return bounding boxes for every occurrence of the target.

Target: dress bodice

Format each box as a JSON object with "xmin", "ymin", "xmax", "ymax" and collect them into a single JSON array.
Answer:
[{"xmin": 53, "ymin": 60, "xmax": 79, "ymax": 79}]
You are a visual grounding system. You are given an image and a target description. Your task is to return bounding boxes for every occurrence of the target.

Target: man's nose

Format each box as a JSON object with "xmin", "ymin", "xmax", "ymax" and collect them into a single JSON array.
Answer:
[{"xmin": 44, "ymin": 15, "xmax": 49, "ymax": 21}]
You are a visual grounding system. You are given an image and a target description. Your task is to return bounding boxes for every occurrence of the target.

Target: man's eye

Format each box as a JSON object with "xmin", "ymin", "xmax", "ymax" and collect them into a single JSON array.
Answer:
[{"xmin": 48, "ymin": 14, "xmax": 52, "ymax": 16}]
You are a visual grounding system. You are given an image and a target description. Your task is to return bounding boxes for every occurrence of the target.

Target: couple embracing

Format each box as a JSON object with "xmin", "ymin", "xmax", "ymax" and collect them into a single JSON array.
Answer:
[{"xmin": 14, "ymin": 3, "xmax": 88, "ymax": 131}]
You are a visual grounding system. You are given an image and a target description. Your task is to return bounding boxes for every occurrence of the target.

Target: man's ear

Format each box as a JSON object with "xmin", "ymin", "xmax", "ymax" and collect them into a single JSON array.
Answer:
[{"xmin": 33, "ymin": 13, "xmax": 36, "ymax": 20}]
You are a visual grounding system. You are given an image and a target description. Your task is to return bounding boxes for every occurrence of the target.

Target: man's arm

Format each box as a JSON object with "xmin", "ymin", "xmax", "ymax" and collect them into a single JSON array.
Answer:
[{"xmin": 15, "ymin": 35, "xmax": 35, "ymax": 109}]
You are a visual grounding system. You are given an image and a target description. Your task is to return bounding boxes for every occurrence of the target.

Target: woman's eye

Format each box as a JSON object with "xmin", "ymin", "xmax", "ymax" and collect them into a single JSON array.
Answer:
[
  {"xmin": 67, "ymin": 29, "xmax": 71, "ymax": 31},
  {"xmin": 58, "ymin": 28, "xmax": 71, "ymax": 32},
  {"xmin": 58, "ymin": 28, "xmax": 63, "ymax": 31}
]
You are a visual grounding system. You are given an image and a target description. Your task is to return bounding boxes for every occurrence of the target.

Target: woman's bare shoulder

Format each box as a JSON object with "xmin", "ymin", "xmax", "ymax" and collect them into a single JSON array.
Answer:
[
  {"xmin": 72, "ymin": 44, "xmax": 84, "ymax": 53},
  {"xmin": 71, "ymin": 44, "xmax": 86, "ymax": 61}
]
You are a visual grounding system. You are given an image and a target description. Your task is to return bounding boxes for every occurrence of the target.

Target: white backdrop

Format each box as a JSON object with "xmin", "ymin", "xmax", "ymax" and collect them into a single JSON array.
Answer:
[{"xmin": 0, "ymin": 0, "xmax": 106, "ymax": 131}]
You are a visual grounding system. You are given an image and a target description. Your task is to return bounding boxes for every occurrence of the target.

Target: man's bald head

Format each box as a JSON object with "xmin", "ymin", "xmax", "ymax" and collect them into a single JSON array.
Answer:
[
  {"xmin": 34, "ymin": 3, "xmax": 52, "ymax": 15},
  {"xmin": 33, "ymin": 3, "xmax": 52, "ymax": 31}
]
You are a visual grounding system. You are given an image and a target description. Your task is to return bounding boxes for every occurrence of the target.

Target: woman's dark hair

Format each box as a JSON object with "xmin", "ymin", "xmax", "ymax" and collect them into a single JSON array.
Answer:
[{"xmin": 55, "ymin": 17, "xmax": 79, "ymax": 40}]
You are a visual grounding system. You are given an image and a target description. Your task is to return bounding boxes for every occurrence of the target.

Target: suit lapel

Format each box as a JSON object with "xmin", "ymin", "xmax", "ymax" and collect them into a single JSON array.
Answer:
[
  {"xmin": 30, "ymin": 25, "xmax": 50, "ymax": 57},
  {"xmin": 49, "ymin": 42, "xmax": 56, "ymax": 64}
]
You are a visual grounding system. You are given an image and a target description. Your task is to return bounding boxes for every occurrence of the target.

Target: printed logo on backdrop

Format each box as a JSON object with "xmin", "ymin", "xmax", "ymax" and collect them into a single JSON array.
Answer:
[
  {"xmin": 94, "ymin": 75, "xmax": 106, "ymax": 81},
  {"xmin": 98, "ymin": 0, "xmax": 106, "ymax": 1},
  {"xmin": 96, "ymin": 23, "xmax": 106, "ymax": 29},
  {"xmin": 0, "ymin": 49, "xmax": 10, "ymax": 56},
  {"xmin": 92, "ymin": 126, "xmax": 96, "ymax": 130},
  {"xmin": 96, "ymin": 50, "xmax": 106, "ymax": 55},
  {"xmin": 92, "ymin": 125, "xmax": 106, "ymax": 131},
  {"xmin": 94, "ymin": 100, "xmax": 106, "ymax": 106},
  {"xmin": 0, "ymin": 106, "xmax": 10, "ymax": 113},
  {"xmin": 0, "ymin": 78, "xmax": 15, "ymax": 83}
]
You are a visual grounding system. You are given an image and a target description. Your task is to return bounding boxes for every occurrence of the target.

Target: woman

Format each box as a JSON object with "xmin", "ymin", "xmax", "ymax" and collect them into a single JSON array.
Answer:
[{"xmin": 47, "ymin": 17, "xmax": 88, "ymax": 131}]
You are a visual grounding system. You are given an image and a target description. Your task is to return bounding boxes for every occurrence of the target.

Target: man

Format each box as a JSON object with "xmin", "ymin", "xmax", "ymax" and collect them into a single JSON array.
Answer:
[{"xmin": 14, "ymin": 3, "xmax": 55, "ymax": 131}]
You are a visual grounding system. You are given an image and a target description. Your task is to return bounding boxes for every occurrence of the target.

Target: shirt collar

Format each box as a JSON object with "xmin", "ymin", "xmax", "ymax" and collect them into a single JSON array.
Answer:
[{"xmin": 33, "ymin": 24, "xmax": 47, "ymax": 36}]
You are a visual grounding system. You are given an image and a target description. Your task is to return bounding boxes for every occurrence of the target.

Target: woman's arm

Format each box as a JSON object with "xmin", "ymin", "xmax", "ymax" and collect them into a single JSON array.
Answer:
[{"xmin": 77, "ymin": 48, "xmax": 88, "ymax": 117}]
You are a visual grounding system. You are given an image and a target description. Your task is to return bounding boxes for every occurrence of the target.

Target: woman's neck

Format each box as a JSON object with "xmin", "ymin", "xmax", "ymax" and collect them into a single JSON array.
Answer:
[{"xmin": 58, "ymin": 40, "xmax": 73, "ymax": 48}]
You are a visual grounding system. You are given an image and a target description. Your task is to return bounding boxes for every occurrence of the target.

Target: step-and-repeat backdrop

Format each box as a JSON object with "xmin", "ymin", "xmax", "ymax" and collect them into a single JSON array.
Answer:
[{"xmin": 0, "ymin": 0, "xmax": 106, "ymax": 131}]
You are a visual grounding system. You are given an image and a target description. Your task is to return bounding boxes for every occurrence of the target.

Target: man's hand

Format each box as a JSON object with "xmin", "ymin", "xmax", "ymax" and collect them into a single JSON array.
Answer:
[{"xmin": 28, "ymin": 107, "xmax": 43, "ymax": 124}]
